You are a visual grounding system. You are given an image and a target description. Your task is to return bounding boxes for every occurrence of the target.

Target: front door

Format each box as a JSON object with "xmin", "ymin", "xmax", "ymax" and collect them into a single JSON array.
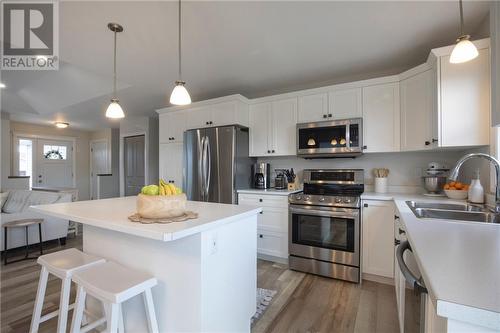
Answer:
[
  {"xmin": 124, "ymin": 135, "xmax": 145, "ymax": 196},
  {"xmin": 35, "ymin": 139, "xmax": 74, "ymax": 188}
]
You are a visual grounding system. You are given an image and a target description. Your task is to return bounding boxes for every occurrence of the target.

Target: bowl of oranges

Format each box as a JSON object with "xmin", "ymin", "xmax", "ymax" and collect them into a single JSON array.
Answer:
[{"xmin": 443, "ymin": 181, "xmax": 469, "ymax": 200}]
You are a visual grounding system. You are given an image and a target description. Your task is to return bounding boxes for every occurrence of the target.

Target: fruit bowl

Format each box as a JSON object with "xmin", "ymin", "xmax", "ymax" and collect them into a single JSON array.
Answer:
[
  {"xmin": 444, "ymin": 189, "xmax": 468, "ymax": 200},
  {"xmin": 136, "ymin": 193, "xmax": 187, "ymax": 219}
]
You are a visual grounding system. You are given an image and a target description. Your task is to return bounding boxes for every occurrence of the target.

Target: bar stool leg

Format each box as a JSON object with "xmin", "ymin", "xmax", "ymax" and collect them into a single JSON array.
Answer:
[
  {"xmin": 118, "ymin": 304, "xmax": 125, "ymax": 333},
  {"xmin": 29, "ymin": 266, "xmax": 49, "ymax": 333},
  {"xmin": 24, "ymin": 226, "xmax": 29, "ymax": 259},
  {"xmin": 38, "ymin": 223, "xmax": 43, "ymax": 255},
  {"xmin": 56, "ymin": 277, "xmax": 72, "ymax": 333},
  {"xmin": 70, "ymin": 285, "xmax": 87, "ymax": 333},
  {"xmin": 4, "ymin": 227, "xmax": 7, "ymax": 265},
  {"xmin": 143, "ymin": 289, "xmax": 159, "ymax": 333},
  {"xmin": 107, "ymin": 303, "xmax": 120, "ymax": 333}
]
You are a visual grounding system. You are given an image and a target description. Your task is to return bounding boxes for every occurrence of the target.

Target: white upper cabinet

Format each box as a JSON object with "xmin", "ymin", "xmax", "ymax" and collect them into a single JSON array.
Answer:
[
  {"xmin": 329, "ymin": 87, "xmax": 362, "ymax": 119},
  {"xmin": 159, "ymin": 112, "xmax": 187, "ymax": 143},
  {"xmin": 271, "ymin": 98, "xmax": 298, "ymax": 156},
  {"xmin": 159, "ymin": 142, "xmax": 184, "ymax": 187},
  {"xmin": 362, "ymin": 82, "xmax": 400, "ymax": 153},
  {"xmin": 438, "ymin": 47, "xmax": 490, "ymax": 147},
  {"xmin": 249, "ymin": 102, "xmax": 271, "ymax": 156},
  {"xmin": 185, "ymin": 106, "xmax": 212, "ymax": 129},
  {"xmin": 297, "ymin": 93, "xmax": 328, "ymax": 122},
  {"xmin": 249, "ymin": 97, "xmax": 297, "ymax": 156},
  {"xmin": 210, "ymin": 100, "xmax": 249, "ymax": 127},
  {"xmin": 400, "ymin": 69, "xmax": 435, "ymax": 151}
]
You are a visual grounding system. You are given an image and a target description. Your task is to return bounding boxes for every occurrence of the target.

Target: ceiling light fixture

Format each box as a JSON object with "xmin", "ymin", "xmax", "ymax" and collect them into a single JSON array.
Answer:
[
  {"xmin": 169, "ymin": 0, "xmax": 191, "ymax": 105},
  {"xmin": 105, "ymin": 22, "xmax": 125, "ymax": 119},
  {"xmin": 55, "ymin": 122, "xmax": 69, "ymax": 129},
  {"xmin": 450, "ymin": 0, "xmax": 478, "ymax": 64},
  {"xmin": 0, "ymin": 82, "xmax": 5, "ymax": 89}
]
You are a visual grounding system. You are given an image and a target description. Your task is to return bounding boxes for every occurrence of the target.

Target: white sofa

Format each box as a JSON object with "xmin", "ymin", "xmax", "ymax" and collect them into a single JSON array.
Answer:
[{"xmin": 1, "ymin": 190, "xmax": 71, "ymax": 251}]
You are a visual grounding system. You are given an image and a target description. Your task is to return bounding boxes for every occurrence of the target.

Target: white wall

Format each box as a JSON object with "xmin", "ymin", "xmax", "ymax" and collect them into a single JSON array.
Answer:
[
  {"xmin": 1, "ymin": 114, "xmax": 11, "ymax": 189},
  {"xmin": 258, "ymin": 150, "xmax": 473, "ymax": 193}
]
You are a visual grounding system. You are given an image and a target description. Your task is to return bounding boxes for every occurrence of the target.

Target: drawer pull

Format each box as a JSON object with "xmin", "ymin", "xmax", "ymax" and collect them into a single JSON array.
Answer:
[
  {"xmin": 259, "ymin": 199, "xmax": 263, "ymax": 202},
  {"xmin": 259, "ymin": 234, "xmax": 263, "ymax": 238},
  {"xmin": 259, "ymin": 211, "xmax": 263, "ymax": 214},
  {"xmin": 363, "ymin": 203, "xmax": 368, "ymax": 208}
]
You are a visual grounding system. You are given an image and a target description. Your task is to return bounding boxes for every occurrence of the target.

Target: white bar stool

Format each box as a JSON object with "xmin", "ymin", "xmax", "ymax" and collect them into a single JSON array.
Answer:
[
  {"xmin": 70, "ymin": 261, "xmax": 159, "ymax": 333},
  {"xmin": 30, "ymin": 248, "xmax": 106, "ymax": 333}
]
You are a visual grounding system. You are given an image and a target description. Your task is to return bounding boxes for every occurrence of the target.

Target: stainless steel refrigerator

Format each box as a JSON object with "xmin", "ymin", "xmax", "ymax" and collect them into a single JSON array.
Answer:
[{"xmin": 184, "ymin": 125, "xmax": 254, "ymax": 204}]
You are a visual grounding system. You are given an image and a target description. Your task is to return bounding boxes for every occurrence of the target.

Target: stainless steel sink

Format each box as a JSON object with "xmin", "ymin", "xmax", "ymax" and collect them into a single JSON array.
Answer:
[{"xmin": 406, "ymin": 201, "xmax": 500, "ymax": 224}]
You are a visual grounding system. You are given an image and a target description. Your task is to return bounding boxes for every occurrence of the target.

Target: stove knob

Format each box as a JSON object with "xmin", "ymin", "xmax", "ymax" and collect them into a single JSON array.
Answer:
[
  {"xmin": 319, "ymin": 197, "xmax": 325, "ymax": 202},
  {"xmin": 295, "ymin": 195, "xmax": 302, "ymax": 201},
  {"xmin": 334, "ymin": 197, "xmax": 342, "ymax": 203},
  {"xmin": 344, "ymin": 198, "xmax": 352, "ymax": 204},
  {"xmin": 304, "ymin": 196, "xmax": 311, "ymax": 201}
]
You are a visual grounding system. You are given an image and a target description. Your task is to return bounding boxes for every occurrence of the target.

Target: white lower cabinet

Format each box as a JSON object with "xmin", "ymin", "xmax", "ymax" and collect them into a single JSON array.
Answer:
[
  {"xmin": 159, "ymin": 143, "xmax": 184, "ymax": 186},
  {"xmin": 361, "ymin": 199, "xmax": 395, "ymax": 278},
  {"xmin": 238, "ymin": 193, "xmax": 289, "ymax": 260}
]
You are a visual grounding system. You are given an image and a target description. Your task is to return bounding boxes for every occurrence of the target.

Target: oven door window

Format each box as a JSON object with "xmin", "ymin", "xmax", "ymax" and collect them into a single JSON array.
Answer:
[{"xmin": 292, "ymin": 213, "xmax": 355, "ymax": 252}]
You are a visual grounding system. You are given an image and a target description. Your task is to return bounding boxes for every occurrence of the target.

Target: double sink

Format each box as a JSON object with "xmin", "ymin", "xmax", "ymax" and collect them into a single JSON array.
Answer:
[{"xmin": 406, "ymin": 201, "xmax": 500, "ymax": 224}]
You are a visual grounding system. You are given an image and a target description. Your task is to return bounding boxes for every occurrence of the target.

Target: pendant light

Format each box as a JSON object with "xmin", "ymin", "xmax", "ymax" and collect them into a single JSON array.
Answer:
[
  {"xmin": 450, "ymin": 0, "xmax": 478, "ymax": 64},
  {"xmin": 105, "ymin": 23, "xmax": 125, "ymax": 118},
  {"xmin": 169, "ymin": 0, "xmax": 191, "ymax": 105}
]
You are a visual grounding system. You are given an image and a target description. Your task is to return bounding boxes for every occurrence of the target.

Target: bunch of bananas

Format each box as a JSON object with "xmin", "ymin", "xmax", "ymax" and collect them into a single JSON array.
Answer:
[{"xmin": 159, "ymin": 179, "xmax": 182, "ymax": 196}]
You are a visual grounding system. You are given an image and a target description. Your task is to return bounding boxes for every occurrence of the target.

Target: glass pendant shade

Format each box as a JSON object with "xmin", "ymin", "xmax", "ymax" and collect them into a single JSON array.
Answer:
[
  {"xmin": 105, "ymin": 99, "xmax": 125, "ymax": 118},
  {"xmin": 450, "ymin": 36, "xmax": 479, "ymax": 64},
  {"xmin": 170, "ymin": 81, "xmax": 191, "ymax": 105}
]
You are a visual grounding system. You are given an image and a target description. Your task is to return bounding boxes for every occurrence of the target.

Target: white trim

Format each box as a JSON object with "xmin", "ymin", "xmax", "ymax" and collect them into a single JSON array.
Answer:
[
  {"xmin": 120, "ymin": 132, "xmax": 148, "ymax": 197},
  {"xmin": 12, "ymin": 132, "xmax": 77, "ymax": 189}
]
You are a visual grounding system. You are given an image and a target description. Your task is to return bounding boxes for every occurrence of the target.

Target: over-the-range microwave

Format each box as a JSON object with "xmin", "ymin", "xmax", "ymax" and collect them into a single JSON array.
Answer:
[{"xmin": 296, "ymin": 118, "xmax": 363, "ymax": 158}]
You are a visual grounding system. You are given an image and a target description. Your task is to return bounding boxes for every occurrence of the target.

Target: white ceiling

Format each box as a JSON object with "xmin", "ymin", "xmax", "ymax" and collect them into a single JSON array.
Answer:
[{"xmin": 0, "ymin": 1, "xmax": 491, "ymax": 130}]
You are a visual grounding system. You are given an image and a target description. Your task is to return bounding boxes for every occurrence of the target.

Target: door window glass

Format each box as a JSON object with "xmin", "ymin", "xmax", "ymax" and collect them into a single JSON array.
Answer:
[
  {"xmin": 43, "ymin": 145, "xmax": 67, "ymax": 160},
  {"xmin": 18, "ymin": 139, "xmax": 33, "ymax": 187}
]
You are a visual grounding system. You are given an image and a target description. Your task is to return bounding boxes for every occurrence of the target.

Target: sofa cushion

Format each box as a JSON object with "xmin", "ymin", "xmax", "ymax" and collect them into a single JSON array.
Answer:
[
  {"xmin": 2, "ymin": 190, "xmax": 32, "ymax": 213},
  {"xmin": 25, "ymin": 191, "xmax": 61, "ymax": 209}
]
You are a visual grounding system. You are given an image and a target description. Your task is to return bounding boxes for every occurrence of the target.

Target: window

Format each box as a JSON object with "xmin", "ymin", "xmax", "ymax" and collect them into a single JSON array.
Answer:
[
  {"xmin": 43, "ymin": 145, "xmax": 67, "ymax": 160},
  {"xmin": 18, "ymin": 139, "xmax": 33, "ymax": 188}
]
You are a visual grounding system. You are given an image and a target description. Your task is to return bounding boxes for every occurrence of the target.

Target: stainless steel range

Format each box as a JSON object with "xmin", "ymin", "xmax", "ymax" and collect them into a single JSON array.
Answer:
[{"xmin": 288, "ymin": 169, "xmax": 364, "ymax": 283}]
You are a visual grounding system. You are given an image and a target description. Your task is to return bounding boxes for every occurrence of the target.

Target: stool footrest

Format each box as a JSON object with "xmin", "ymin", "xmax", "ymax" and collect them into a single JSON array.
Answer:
[
  {"xmin": 40, "ymin": 303, "xmax": 75, "ymax": 323},
  {"xmin": 80, "ymin": 316, "xmax": 106, "ymax": 333}
]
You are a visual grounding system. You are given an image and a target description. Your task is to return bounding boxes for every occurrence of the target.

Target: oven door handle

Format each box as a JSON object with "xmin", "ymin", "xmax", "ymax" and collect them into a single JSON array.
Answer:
[{"xmin": 289, "ymin": 207, "xmax": 359, "ymax": 218}]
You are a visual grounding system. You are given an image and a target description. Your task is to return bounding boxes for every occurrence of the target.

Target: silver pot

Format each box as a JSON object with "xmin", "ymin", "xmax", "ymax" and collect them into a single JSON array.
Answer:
[{"xmin": 422, "ymin": 175, "xmax": 447, "ymax": 193}]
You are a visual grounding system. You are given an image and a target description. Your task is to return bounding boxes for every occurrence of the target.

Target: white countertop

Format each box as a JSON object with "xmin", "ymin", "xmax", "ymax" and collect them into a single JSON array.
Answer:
[
  {"xmin": 30, "ymin": 196, "xmax": 262, "ymax": 242},
  {"xmin": 237, "ymin": 188, "xmax": 301, "ymax": 196},
  {"xmin": 392, "ymin": 197, "xmax": 500, "ymax": 330}
]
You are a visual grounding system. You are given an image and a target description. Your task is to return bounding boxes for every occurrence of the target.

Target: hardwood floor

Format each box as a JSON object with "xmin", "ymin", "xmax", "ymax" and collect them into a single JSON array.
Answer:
[
  {"xmin": 1, "ymin": 236, "xmax": 400, "ymax": 333},
  {"xmin": 254, "ymin": 260, "xmax": 400, "ymax": 333}
]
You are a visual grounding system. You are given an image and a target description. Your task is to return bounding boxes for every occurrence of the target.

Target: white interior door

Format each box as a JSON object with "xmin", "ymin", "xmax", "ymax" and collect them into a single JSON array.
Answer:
[
  {"xmin": 90, "ymin": 140, "xmax": 109, "ymax": 200},
  {"xmin": 35, "ymin": 139, "xmax": 74, "ymax": 188}
]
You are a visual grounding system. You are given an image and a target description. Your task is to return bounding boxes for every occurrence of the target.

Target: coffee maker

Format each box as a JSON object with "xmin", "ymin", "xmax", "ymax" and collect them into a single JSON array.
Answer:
[{"xmin": 252, "ymin": 163, "xmax": 270, "ymax": 189}]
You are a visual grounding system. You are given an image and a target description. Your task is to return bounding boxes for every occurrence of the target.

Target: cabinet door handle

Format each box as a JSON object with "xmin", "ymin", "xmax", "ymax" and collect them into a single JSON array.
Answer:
[
  {"xmin": 363, "ymin": 203, "xmax": 368, "ymax": 208},
  {"xmin": 363, "ymin": 145, "xmax": 367, "ymax": 150},
  {"xmin": 425, "ymin": 141, "xmax": 430, "ymax": 146},
  {"xmin": 271, "ymin": 150, "xmax": 275, "ymax": 153},
  {"xmin": 323, "ymin": 114, "xmax": 327, "ymax": 118},
  {"xmin": 267, "ymin": 150, "xmax": 271, "ymax": 154},
  {"xmin": 259, "ymin": 199, "xmax": 263, "ymax": 202},
  {"xmin": 328, "ymin": 114, "xmax": 332, "ymax": 118},
  {"xmin": 432, "ymin": 139, "xmax": 438, "ymax": 143},
  {"xmin": 259, "ymin": 211, "xmax": 263, "ymax": 214}
]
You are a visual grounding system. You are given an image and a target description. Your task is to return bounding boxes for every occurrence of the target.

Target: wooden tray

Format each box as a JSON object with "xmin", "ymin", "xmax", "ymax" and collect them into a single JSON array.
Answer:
[{"xmin": 128, "ymin": 211, "xmax": 198, "ymax": 224}]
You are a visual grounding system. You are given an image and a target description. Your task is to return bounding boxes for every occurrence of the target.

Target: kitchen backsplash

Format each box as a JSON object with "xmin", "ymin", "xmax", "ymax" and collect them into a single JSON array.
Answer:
[{"xmin": 257, "ymin": 150, "xmax": 490, "ymax": 193}]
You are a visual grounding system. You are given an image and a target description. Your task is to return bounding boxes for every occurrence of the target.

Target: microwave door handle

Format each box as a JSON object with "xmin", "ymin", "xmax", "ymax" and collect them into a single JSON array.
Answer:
[
  {"xmin": 290, "ymin": 207, "xmax": 359, "ymax": 218},
  {"xmin": 346, "ymin": 123, "xmax": 351, "ymax": 149},
  {"xmin": 396, "ymin": 241, "xmax": 428, "ymax": 294}
]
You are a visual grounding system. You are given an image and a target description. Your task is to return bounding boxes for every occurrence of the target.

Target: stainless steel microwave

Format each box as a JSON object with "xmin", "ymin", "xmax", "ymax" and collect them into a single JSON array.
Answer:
[{"xmin": 296, "ymin": 118, "xmax": 363, "ymax": 158}]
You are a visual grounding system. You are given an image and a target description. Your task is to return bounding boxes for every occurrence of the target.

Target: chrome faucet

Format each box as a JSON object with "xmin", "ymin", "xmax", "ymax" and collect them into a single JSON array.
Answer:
[{"xmin": 449, "ymin": 153, "xmax": 500, "ymax": 212}]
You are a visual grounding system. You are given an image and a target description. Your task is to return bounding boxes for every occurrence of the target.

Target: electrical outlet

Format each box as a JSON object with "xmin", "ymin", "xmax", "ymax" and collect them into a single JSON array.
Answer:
[{"xmin": 210, "ymin": 232, "xmax": 218, "ymax": 255}]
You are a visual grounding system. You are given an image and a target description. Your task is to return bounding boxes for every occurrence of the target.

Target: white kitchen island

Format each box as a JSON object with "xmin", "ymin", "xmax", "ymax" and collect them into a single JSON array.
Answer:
[{"xmin": 31, "ymin": 196, "xmax": 262, "ymax": 333}]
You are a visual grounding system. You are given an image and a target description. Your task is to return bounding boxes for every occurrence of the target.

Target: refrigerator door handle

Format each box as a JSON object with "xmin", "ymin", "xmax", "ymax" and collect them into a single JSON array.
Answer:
[
  {"xmin": 205, "ymin": 136, "xmax": 211, "ymax": 198},
  {"xmin": 199, "ymin": 136, "xmax": 205, "ymax": 200},
  {"xmin": 202, "ymin": 136, "xmax": 209, "ymax": 200}
]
